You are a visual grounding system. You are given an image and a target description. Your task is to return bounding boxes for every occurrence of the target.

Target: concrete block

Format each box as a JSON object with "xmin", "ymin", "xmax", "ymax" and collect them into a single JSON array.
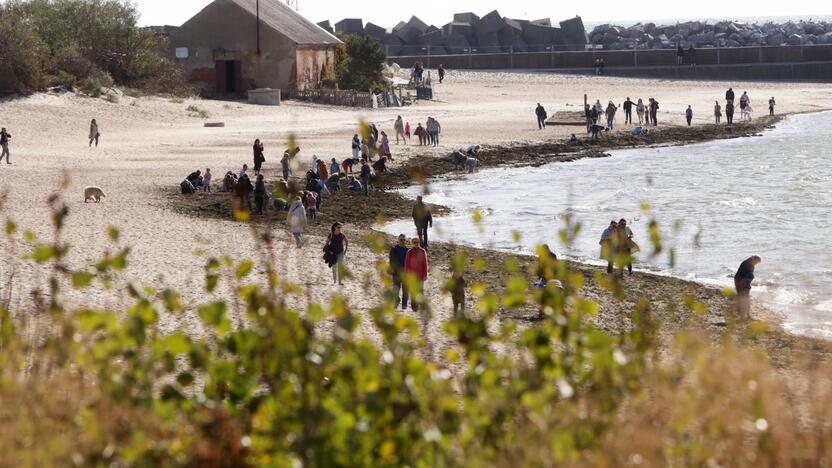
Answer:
[
  {"xmin": 453, "ymin": 12, "xmax": 480, "ymax": 24},
  {"xmin": 406, "ymin": 16, "xmax": 429, "ymax": 34},
  {"xmin": 477, "ymin": 10, "xmax": 506, "ymax": 34},
  {"xmin": 522, "ymin": 22, "xmax": 556, "ymax": 44},
  {"xmin": 395, "ymin": 25, "xmax": 421, "ymax": 44},
  {"xmin": 444, "ymin": 22, "xmax": 473, "ymax": 38},
  {"xmin": 316, "ymin": 20, "xmax": 334, "ymax": 34},
  {"xmin": 445, "ymin": 34, "xmax": 471, "ymax": 53},
  {"xmin": 531, "ymin": 18, "xmax": 552, "ymax": 27},
  {"xmin": 559, "ymin": 16, "xmax": 588, "ymax": 49},
  {"xmin": 335, "ymin": 18, "xmax": 363, "ymax": 35},
  {"xmin": 417, "ymin": 29, "xmax": 445, "ymax": 47},
  {"xmin": 474, "ymin": 31, "xmax": 500, "ymax": 50},
  {"xmin": 364, "ymin": 22, "xmax": 387, "ymax": 41},
  {"xmin": 248, "ymin": 88, "xmax": 281, "ymax": 106}
]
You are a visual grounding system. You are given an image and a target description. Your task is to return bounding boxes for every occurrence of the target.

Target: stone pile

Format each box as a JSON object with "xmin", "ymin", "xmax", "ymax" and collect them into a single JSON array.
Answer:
[
  {"xmin": 317, "ymin": 11, "xmax": 589, "ymax": 55},
  {"xmin": 587, "ymin": 20, "xmax": 832, "ymax": 50}
]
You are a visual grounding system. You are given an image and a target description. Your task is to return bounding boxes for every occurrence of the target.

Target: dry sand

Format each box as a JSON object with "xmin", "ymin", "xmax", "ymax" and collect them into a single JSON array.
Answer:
[{"xmin": 2, "ymin": 71, "xmax": 832, "ymax": 351}]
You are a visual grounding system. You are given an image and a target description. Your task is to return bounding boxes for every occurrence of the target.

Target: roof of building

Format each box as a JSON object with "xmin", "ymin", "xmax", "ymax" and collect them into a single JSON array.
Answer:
[{"xmin": 209, "ymin": 0, "xmax": 341, "ymax": 45}]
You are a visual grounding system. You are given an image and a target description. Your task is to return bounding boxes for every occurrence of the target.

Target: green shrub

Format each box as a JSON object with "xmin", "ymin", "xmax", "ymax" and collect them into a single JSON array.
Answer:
[
  {"xmin": 335, "ymin": 34, "xmax": 388, "ymax": 93},
  {"xmin": 0, "ymin": 12, "xmax": 47, "ymax": 92},
  {"xmin": 186, "ymin": 104, "xmax": 209, "ymax": 118},
  {"xmin": 104, "ymin": 94, "xmax": 119, "ymax": 103}
]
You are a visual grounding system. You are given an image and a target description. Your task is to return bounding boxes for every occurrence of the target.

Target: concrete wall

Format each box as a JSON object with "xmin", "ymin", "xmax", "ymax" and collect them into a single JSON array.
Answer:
[
  {"xmin": 389, "ymin": 45, "xmax": 832, "ymax": 82},
  {"xmin": 169, "ymin": 1, "xmax": 323, "ymax": 94}
]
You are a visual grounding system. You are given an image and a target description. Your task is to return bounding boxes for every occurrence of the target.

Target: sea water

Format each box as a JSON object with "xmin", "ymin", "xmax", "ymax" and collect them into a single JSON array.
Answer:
[{"xmin": 381, "ymin": 112, "xmax": 832, "ymax": 339}]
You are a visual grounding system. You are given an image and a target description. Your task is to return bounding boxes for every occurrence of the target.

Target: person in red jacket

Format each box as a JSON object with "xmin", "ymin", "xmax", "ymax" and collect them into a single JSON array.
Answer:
[{"xmin": 404, "ymin": 237, "xmax": 428, "ymax": 312}]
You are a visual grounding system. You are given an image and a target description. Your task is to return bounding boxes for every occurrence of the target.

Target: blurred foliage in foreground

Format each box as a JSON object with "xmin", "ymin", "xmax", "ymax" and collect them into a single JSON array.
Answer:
[{"xmin": 1, "ymin": 188, "xmax": 832, "ymax": 467}]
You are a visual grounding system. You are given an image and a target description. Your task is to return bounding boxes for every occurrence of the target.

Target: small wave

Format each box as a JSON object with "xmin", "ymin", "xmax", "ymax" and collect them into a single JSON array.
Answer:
[{"xmin": 713, "ymin": 197, "xmax": 757, "ymax": 208}]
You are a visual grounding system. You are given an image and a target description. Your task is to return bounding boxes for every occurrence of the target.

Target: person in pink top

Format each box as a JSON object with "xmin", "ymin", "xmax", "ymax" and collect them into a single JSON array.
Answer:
[{"xmin": 404, "ymin": 237, "xmax": 428, "ymax": 312}]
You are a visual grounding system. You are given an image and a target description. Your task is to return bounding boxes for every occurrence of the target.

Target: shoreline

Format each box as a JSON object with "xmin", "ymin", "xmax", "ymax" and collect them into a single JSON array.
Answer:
[{"xmin": 169, "ymin": 113, "xmax": 828, "ymax": 359}]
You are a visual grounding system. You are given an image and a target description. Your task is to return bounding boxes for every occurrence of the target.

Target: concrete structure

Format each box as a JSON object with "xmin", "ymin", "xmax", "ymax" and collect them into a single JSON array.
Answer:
[
  {"xmin": 247, "ymin": 88, "xmax": 281, "ymax": 105},
  {"xmin": 170, "ymin": 0, "xmax": 341, "ymax": 95}
]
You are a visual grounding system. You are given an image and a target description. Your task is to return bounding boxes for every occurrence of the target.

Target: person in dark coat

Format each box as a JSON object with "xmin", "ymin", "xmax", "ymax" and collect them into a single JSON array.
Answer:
[
  {"xmin": 438, "ymin": 64, "xmax": 445, "ymax": 84},
  {"xmin": 623, "ymin": 97, "xmax": 634, "ymax": 124},
  {"xmin": 253, "ymin": 174, "xmax": 267, "ymax": 214},
  {"xmin": 253, "ymin": 139, "xmax": 265, "ymax": 175},
  {"xmin": 535, "ymin": 103, "xmax": 547, "ymax": 130},
  {"xmin": 734, "ymin": 256, "xmax": 762, "ymax": 320},
  {"xmin": 359, "ymin": 160, "xmax": 371, "ymax": 197},
  {"xmin": 388, "ymin": 234, "xmax": 410, "ymax": 309},
  {"xmin": 234, "ymin": 174, "xmax": 254, "ymax": 211},
  {"xmin": 412, "ymin": 196, "xmax": 433, "ymax": 249},
  {"xmin": 725, "ymin": 101, "xmax": 735, "ymax": 125},
  {"xmin": 725, "ymin": 87, "xmax": 735, "ymax": 104}
]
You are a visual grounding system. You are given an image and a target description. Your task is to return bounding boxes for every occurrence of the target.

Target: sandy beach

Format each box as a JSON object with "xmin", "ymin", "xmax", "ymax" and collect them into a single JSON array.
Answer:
[{"xmin": 2, "ymin": 70, "xmax": 832, "ymax": 357}]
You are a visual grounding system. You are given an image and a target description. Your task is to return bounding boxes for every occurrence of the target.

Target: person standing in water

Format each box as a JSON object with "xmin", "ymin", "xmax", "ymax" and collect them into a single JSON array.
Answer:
[
  {"xmin": 89, "ymin": 119, "xmax": 100, "ymax": 147},
  {"xmin": 734, "ymin": 255, "xmax": 762, "ymax": 320},
  {"xmin": 600, "ymin": 221, "xmax": 617, "ymax": 274}
]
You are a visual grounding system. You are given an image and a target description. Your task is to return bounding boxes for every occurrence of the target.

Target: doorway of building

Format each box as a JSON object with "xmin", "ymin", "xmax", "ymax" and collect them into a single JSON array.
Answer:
[{"xmin": 215, "ymin": 60, "xmax": 241, "ymax": 94}]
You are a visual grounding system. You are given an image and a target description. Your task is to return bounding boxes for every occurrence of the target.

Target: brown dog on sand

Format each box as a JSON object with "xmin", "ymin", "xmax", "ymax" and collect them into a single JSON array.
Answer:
[{"xmin": 84, "ymin": 186, "xmax": 106, "ymax": 203}]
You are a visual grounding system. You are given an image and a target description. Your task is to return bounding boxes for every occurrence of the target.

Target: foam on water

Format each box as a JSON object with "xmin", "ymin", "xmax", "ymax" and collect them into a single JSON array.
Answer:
[{"xmin": 381, "ymin": 111, "xmax": 832, "ymax": 339}]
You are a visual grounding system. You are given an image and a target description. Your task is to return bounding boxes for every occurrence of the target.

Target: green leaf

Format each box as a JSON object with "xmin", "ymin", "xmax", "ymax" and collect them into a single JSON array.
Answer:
[
  {"xmin": 71, "ymin": 271, "xmax": 94, "ymax": 288},
  {"xmin": 164, "ymin": 333, "xmax": 192, "ymax": 355},
  {"xmin": 206, "ymin": 274, "xmax": 219, "ymax": 293},
  {"xmin": 107, "ymin": 226, "xmax": 120, "ymax": 242},
  {"xmin": 235, "ymin": 260, "xmax": 253, "ymax": 279},
  {"xmin": 31, "ymin": 245, "xmax": 54, "ymax": 263},
  {"xmin": 5, "ymin": 219, "xmax": 16, "ymax": 235}
]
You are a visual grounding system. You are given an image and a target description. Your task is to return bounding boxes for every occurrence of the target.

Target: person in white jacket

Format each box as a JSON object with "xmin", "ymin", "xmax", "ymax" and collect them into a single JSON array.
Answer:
[{"xmin": 288, "ymin": 196, "xmax": 307, "ymax": 248}]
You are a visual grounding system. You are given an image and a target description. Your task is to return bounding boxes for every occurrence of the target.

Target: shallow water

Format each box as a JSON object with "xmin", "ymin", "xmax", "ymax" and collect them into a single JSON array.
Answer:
[{"xmin": 382, "ymin": 112, "xmax": 832, "ymax": 339}]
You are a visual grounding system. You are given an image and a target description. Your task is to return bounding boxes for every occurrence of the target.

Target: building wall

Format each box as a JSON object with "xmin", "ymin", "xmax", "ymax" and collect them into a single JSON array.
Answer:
[
  {"xmin": 296, "ymin": 46, "xmax": 336, "ymax": 90},
  {"xmin": 169, "ymin": 0, "xmax": 300, "ymax": 94}
]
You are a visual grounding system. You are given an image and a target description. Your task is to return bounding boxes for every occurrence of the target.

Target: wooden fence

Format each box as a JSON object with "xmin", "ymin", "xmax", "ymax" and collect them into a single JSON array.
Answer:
[{"xmin": 286, "ymin": 88, "xmax": 375, "ymax": 108}]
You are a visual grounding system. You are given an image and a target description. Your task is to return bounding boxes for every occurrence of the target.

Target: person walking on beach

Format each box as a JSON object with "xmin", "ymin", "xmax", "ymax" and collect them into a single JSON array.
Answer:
[
  {"xmin": 714, "ymin": 101, "xmax": 722, "ymax": 124},
  {"xmin": 414, "ymin": 123, "xmax": 427, "ymax": 146},
  {"xmin": 623, "ymin": 97, "xmax": 634, "ymax": 124},
  {"xmin": 203, "ymin": 168, "xmax": 212, "ymax": 193},
  {"xmin": 405, "ymin": 122, "xmax": 411, "ymax": 140},
  {"xmin": 380, "ymin": 131, "xmax": 391, "ymax": 159},
  {"xmin": 605, "ymin": 101, "xmax": 617, "ymax": 130},
  {"xmin": 281, "ymin": 152, "xmax": 291, "ymax": 181},
  {"xmin": 412, "ymin": 195, "xmax": 433, "ymax": 249},
  {"xmin": 725, "ymin": 100, "xmax": 734, "ymax": 125},
  {"xmin": 389, "ymin": 234, "xmax": 410, "ymax": 309},
  {"xmin": 253, "ymin": 174, "xmax": 267, "ymax": 214},
  {"xmin": 394, "ymin": 116, "xmax": 406, "ymax": 144},
  {"xmin": 447, "ymin": 270, "xmax": 467, "ymax": 318},
  {"xmin": 685, "ymin": 105, "xmax": 693, "ymax": 126},
  {"xmin": 438, "ymin": 64, "xmax": 445, "ymax": 84},
  {"xmin": 0, "ymin": 128, "xmax": 11, "ymax": 164},
  {"xmin": 89, "ymin": 118, "xmax": 100, "ymax": 147},
  {"xmin": 535, "ymin": 103, "xmax": 547, "ymax": 130},
  {"xmin": 351, "ymin": 134, "xmax": 361, "ymax": 160},
  {"xmin": 324, "ymin": 222, "xmax": 349, "ymax": 285},
  {"xmin": 725, "ymin": 87, "xmax": 735, "ymax": 104},
  {"xmin": 404, "ymin": 237, "xmax": 429, "ymax": 312},
  {"xmin": 649, "ymin": 98, "xmax": 660, "ymax": 126},
  {"xmin": 616, "ymin": 219, "xmax": 635, "ymax": 276},
  {"xmin": 600, "ymin": 221, "xmax": 617, "ymax": 274},
  {"xmin": 429, "ymin": 118, "xmax": 441, "ymax": 146},
  {"xmin": 252, "ymin": 138, "xmax": 265, "ymax": 176},
  {"xmin": 739, "ymin": 91, "xmax": 750, "ymax": 118},
  {"xmin": 359, "ymin": 160, "xmax": 371, "ymax": 197},
  {"xmin": 288, "ymin": 195, "xmax": 307, "ymax": 247},
  {"xmin": 734, "ymin": 255, "xmax": 762, "ymax": 320},
  {"xmin": 636, "ymin": 98, "xmax": 645, "ymax": 125},
  {"xmin": 769, "ymin": 97, "xmax": 776, "ymax": 116},
  {"xmin": 585, "ymin": 104, "xmax": 593, "ymax": 134}
]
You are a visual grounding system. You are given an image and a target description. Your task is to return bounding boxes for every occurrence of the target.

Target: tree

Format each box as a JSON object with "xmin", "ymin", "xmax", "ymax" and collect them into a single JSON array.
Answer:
[
  {"xmin": 0, "ymin": 11, "xmax": 47, "ymax": 92},
  {"xmin": 335, "ymin": 34, "xmax": 387, "ymax": 93}
]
